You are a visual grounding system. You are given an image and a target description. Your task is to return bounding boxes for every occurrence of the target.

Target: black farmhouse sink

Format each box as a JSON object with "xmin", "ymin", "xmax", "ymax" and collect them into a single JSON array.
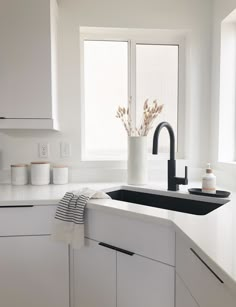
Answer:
[{"xmin": 107, "ymin": 189, "xmax": 229, "ymax": 216}]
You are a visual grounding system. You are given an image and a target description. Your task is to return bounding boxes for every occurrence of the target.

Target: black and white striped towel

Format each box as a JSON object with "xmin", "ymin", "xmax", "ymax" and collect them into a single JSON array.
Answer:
[{"xmin": 52, "ymin": 188, "xmax": 110, "ymax": 249}]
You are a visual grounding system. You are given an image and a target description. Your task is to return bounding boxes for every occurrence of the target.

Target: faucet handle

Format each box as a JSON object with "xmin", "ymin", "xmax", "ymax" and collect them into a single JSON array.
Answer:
[
  {"xmin": 184, "ymin": 166, "xmax": 188, "ymax": 185},
  {"xmin": 175, "ymin": 165, "xmax": 188, "ymax": 186}
]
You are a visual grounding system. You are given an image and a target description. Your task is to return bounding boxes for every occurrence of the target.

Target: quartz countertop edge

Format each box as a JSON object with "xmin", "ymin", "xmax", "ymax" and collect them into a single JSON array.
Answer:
[{"xmin": 0, "ymin": 182, "xmax": 235, "ymax": 294}]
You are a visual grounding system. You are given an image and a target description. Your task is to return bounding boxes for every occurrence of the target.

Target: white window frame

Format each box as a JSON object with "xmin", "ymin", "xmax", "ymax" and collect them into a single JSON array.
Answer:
[{"xmin": 80, "ymin": 27, "xmax": 186, "ymax": 162}]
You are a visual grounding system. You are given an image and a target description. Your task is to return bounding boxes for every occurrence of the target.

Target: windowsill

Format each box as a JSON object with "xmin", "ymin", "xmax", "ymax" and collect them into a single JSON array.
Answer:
[
  {"xmin": 216, "ymin": 161, "xmax": 236, "ymax": 167},
  {"xmin": 81, "ymin": 152, "xmax": 184, "ymax": 162},
  {"xmin": 213, "ymin": 161, "xmax": 236, "ymax": 177}
]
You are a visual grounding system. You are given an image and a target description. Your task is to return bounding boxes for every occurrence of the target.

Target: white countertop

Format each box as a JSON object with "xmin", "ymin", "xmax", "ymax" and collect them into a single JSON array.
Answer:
[
  {"xmin": 0, "ymin": 181, "xmax": 235, "ymax": 291},
  {"xmin": 0, "ymin": 182, "xmax": 116, "ymax": 205}
]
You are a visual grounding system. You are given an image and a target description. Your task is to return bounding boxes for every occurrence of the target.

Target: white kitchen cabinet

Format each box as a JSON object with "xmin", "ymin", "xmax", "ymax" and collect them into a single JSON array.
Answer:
[
  {"xmin": 176, "ymin": 273, "xmax": 199, "ymax": 307},
  {"xmin": 0, "ymin": 204, "xmax": 69, "ymax": 307},
  {"xmin": 176, "ymin": 234, "xmax": 235, "ymax": 307},
  {"xmin": 117, "ymin": 252, "xmax": 174, "ymax": 307},
  {"xmin": 74, "ymin": 239, "xmax": 116, "ymax": 307},
  {"xmin": 75, "ymin": 207, "xmax": 175, "ymax": 307},
  {"xmin": 0, "ymin": 235, "xmax": 69, "ymax": 307},
  {"xmin": 85, "ymin": 208, "xmax": 175, "ymax": 266},
  {"xmin": 75, "ymin": 239, "xmax": 174, "ymax": 307},
  {"xmin": 0, "ymin": 0, "xmax": 59, "ymax": 130},
  {"xmin": 0, "ymin": 205, "xmax": 56, "ymax": 236}
]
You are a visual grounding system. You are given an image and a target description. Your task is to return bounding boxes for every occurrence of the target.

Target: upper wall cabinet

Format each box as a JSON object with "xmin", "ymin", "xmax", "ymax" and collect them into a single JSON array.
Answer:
[{"xmin": 0, "ymin": 0, "xmax": 59, "ymax": 130}]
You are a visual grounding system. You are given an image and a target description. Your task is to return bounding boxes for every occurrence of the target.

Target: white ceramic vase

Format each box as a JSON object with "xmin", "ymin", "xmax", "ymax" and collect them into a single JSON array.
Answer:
[{"xmin": 127, "ymin": 136, "xmax": 148, "ymax": 185}]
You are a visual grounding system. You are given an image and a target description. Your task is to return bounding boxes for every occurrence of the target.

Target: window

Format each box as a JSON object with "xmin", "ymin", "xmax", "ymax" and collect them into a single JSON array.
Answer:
[
  {"xmin": 219, "ymin": 11, "xmax": 236, "ymax": 162},
  {"xmin": 80, "ymin": 29, "xmax": 185, "ymax": 161},
  {"xmin": 136, "ymin": 44, "xmax": 178, "ymax": 153},
  {"xmin": 83, "ymin": 41, "xmax": 128, "ymax": 159}
]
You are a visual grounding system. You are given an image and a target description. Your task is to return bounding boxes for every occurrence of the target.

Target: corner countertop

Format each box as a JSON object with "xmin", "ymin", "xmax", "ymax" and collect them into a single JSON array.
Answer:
[{"xmin": 0, "ymin": 181, "xmax": 235, "ymax": 292}]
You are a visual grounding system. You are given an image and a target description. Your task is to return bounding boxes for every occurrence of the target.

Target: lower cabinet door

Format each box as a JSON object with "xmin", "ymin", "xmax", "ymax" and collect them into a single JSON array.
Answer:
[
  {"xmin": 176, "ymin": 274, "xmax": 199, "ymax": 307},
  {"xmin": 75, "ymin": 239, "xmax": 116, "ymax": 307},
  {"xmin": 0, "ymin": 235, "xmax": 69, "ymax": 307},
  {"xmin": 176, "ymin": 235, "xmax": 236, "ymax": 307},
  {"xmin": 117, "ymin": 252, "xmax": 175, "ymax": 307}
]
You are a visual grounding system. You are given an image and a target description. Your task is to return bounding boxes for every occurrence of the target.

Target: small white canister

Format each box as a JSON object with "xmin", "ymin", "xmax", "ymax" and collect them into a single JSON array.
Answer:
[
  {"xmin": 11, "ymin": 164, "xmax": 28, "ymax": 185},
  {"xmin": 31, "ymin": 162, "xmax": 50, "ymax": 185},
  {"xmin": 53, "ymin": 165, "xmax": 69, "ymax": 185}
]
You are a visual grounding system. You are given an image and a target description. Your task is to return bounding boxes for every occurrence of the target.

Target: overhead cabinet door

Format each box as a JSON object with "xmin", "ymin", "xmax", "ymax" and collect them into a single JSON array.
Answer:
[
  {"xmin": 0, "ymin": 0, "xmax": 54, "ymax": 119},
  {"xmin": 0, "ymin": 0, "xmax": 59, "ymax": 130}
]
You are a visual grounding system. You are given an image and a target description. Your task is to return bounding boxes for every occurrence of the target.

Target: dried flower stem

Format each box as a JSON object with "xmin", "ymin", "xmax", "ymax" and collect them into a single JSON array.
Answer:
[{"xmin": 116, "ymin": 98, "xmax": 164, "ymax": 136}]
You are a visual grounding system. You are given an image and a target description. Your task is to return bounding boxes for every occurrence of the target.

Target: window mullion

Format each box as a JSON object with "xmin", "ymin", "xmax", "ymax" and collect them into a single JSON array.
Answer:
[
  {"xmin": 129, "ymin": 39, "xmax": 137, "ymax": 133},
  {"xmin": 80, "ymin": 37, "xmax": 86, "ymax": 160}
]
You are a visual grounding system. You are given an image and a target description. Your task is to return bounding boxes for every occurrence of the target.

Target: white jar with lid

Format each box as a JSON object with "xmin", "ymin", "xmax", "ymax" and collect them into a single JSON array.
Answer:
[
  {"xmin": 11, "ymin": 164, "xmax": 28, "ymax": 185},
  {"xmin": 53, "ymin": 165, "xmax": 69, "ymax": 185},
  {"xmin": 31, "ymin": 162, "xmax": 50, "ymax": 185}
]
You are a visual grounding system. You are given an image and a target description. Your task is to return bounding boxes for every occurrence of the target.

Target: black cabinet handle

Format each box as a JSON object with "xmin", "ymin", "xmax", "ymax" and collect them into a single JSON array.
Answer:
[
  {"xmin": 99, "ymin": 242, "xmax": 134, "ymax": 256},
  {"xmin": 190, "ymin": 248, "xmax": 224, "ymax": 284},
  {"xmin": 0, "ymin": 117, "xmax": 6, "ymax": 119},
  {"xmin": 0, "ymin": 205, "xmax": 34, "ymax": 208}
]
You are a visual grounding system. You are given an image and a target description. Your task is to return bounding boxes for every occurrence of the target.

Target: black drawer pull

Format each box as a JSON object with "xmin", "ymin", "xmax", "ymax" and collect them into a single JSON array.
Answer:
[
  {"xmin": 99, "ymin": 242, "xmax": 134, "ymax": 256},
  {"xmin": 0, "ymin": 117, "xmax": 6, "ymax": 119},
  {"xmin": 190, "ymin": 248, "xmax": 224, "ymax": 284},
  {"xmin": 0, "ymin": 205, "xmax": 34, "ymax": 208}
]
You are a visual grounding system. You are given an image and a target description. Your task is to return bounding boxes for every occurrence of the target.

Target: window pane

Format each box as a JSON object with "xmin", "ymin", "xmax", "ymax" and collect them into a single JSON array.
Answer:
[
  {"xmin": 136, "ymin": 44, "xmax": 179, "ymax": 153},
  {"xmin": 84, "ymin": 41, "xmax": 128, "ymax": 159}
]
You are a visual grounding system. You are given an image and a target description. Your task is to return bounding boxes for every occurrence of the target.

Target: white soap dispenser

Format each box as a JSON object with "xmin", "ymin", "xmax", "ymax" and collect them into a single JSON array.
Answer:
[{"xmin": 202, "ymin": 163, "xmax": 216, "ymax": 194}]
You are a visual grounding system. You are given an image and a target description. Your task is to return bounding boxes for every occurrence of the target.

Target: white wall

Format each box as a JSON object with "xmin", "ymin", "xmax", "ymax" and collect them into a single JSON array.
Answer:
[
  {"xmin": 0, "ymin": 0, "xmax": 213, "ymax": 181},
  {"xmin": 211, "ymin": 0, "xmax": 236, "ymax": 180}
]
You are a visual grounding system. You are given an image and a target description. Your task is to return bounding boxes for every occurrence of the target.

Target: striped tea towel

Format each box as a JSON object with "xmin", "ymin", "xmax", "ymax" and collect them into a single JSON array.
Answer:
[{"xmin": 52, "ymin": 188, "xmax": 110, "ymax": 249}]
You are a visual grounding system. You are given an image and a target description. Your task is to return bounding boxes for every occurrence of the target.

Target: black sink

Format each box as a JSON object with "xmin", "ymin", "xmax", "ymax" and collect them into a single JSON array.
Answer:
[{"xmin": 107, "ymin": 189, "xmax": 228, "ymax": 215}]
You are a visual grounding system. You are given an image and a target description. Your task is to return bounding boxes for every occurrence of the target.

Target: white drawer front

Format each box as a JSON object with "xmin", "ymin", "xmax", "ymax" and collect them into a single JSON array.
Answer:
[
  {"xmin": 85, "ymin": 208, "xmax": 175, "ymax": 266},
  {"xmin": 0, "ymin": 205, "xmax": 56, "ymax": 236},
  {"xmin": 176, "ymin": 234, "xmax": 235, "ymax": 307}
]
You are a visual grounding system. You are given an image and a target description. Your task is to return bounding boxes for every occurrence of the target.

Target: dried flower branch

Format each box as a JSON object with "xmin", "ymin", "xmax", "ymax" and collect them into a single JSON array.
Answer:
[{"xmin": 116, "ymin": 98, "xmax": 164, "ymax": 136}]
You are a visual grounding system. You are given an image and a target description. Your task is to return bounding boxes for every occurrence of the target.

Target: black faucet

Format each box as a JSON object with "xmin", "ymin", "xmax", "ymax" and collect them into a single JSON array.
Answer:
[{"xmin": 152, "ymin": 121, "xmax": 188, "ymax": 191}]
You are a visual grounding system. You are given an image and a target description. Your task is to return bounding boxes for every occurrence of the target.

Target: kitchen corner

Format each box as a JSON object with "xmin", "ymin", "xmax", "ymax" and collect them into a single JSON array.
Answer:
[
  {"xmin": 1, "ymin": 0, "xmax": 236, "ymax": 306},
  {"xmin": 0, "ymin": 180, "xmax": 235, "ymax": 295}
]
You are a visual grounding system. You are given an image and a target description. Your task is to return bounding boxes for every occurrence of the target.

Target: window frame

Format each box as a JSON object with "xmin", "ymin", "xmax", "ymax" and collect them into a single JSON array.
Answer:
[{"xmin": 80, "ymin": 28, "xmax": 186, "ymax": 161}]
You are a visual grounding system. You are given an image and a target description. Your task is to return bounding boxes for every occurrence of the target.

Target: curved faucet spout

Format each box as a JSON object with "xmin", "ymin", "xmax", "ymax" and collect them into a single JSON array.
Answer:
[
  {"xmin": 152, "ymin": 121, "xmax": 188, "ymax": 191},
  {"xmin": 152, "ymin": 121, "xmax": 175, "ymax": 160}
]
